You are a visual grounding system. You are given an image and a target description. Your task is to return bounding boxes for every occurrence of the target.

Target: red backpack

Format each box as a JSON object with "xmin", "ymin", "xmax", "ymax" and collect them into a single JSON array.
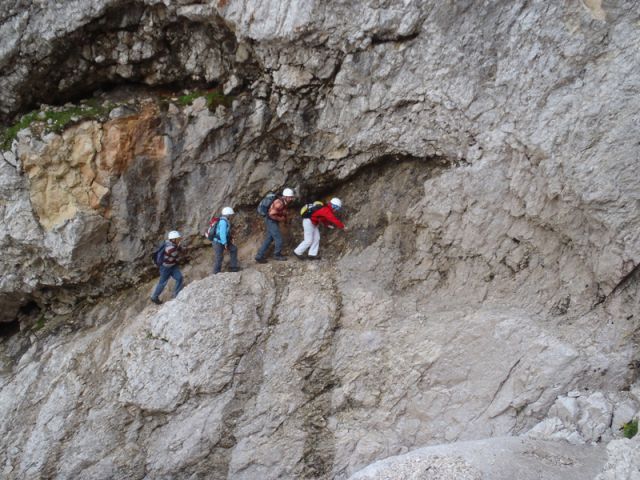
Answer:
[{"xmin": 204, "ymin": 216, "xmax": 220, "ymax": 242}]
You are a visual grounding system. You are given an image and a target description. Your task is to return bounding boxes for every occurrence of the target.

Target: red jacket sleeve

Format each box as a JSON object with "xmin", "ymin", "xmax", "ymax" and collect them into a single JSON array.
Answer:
[{"xmin": 311, "ymin": 206, "xmax": 344, "ymax": 229}]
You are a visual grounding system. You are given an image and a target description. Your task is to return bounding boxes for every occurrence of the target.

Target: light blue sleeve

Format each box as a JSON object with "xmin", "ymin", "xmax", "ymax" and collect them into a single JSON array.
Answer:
[{"xmin": 218, "ymin": 218, "xmax": 229, "ymax": 245}]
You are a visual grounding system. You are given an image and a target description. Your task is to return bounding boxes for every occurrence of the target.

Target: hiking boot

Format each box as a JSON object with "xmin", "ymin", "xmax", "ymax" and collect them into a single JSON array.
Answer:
[
  {"xmin": 273, "ymin": 255, "xmax": 288, "ymax": 261},
  {"xmin": 150, "ymin": 297, "xmax": 162, "ymax": 305},
  {"xmin": 255, "ymin": 257, "xmax": 268, "ymax": 264},
  {"xmin": 307, "ymin": 255, "xmax": 321, "ymax": 261},
  {"xmin": 293, "ymin": 252, "xmax": 306, "ymax": 260},
  {"xmin": 229, "ymin": 267, "xmax": 242, "ymax": 272}
]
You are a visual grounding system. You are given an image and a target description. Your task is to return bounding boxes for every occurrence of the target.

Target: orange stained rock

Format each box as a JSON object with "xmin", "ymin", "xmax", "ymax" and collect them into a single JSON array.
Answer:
[{"xmin": 21, "ymin": 103, "xmax": 167, "ymax": 231}]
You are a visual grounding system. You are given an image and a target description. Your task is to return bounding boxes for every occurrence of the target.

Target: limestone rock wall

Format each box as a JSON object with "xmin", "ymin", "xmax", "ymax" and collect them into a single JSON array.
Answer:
[
  {"xmin": 0, "ymin": 1, "xmax": 257, "ymax": 121},
  {"xmin": 1, "ymin": 0, "xmax": 638, "ymax": 321},
  {"xmin": 0, "ymin": 259, "xmax": 635, "ymax": 478},
  {"xmin": 0, "ymin": 0, "xmax": 639, "ymax": 478},
  {"xmin": 347, "ymin": 437, "xmax": 607, "ymax": 480}
]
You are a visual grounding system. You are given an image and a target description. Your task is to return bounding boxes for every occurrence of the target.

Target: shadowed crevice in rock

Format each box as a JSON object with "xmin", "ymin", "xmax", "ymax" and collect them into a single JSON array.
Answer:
[
  {"xmin": 0, "ymin": 319, "xmax": 20, "ymax": 338},
  {"xmin": 1, "ymin": 1, "xmax": 259, "ymax": 121},
  {"xmin": 592, "ymin": 262, "xmax": 640, "ymax": 310},
  {"xmin": 370, "ymin": 31, "xmax": 421, "ymax": 46},
  {"xmin": 306, "ymin": 153, "xmax": 453, "ymax": 200},
  {"xmin": 306, "ymin": 154, "xmax": 454, "ymax": 258},
  {"xmin": 296, "ymin": 269, "xmax": 343, "ymax": 477}
]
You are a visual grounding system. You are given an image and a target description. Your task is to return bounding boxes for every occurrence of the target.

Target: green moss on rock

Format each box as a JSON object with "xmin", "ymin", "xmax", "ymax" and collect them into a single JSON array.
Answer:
[{"xmin": 1, "ymin": 101, "xmax": 112, "ymax": 151}]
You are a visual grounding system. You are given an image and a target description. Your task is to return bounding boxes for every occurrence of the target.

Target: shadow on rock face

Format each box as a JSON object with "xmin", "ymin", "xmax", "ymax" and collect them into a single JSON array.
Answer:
[
  {"xmin": 2, "ymin": 1, "xmax": 259, "ymax": 121},
  {"xmin": 317, "ymin": 154, "xmax": 451, "ymax": 257}
]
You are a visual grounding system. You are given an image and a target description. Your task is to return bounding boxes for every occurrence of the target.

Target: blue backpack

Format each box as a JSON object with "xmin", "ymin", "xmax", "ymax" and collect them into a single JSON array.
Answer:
[
  {"xmin": 151, "ymin": 241, "xmax": 166, "ymax": 267},
  {"xmin": 257, "ymin": 193, "xmax": 277, "ymax": 216}
]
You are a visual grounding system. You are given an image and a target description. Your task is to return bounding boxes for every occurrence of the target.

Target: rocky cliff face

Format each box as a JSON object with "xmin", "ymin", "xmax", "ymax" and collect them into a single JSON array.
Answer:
[{"xmin": 1, "ymin": 1, "xmax": 639, "ymax": 478}]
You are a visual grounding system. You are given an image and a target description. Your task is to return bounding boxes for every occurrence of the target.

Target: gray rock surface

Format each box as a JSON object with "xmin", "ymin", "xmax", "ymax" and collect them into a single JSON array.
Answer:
[
  {"xmin": 595, "ymin": 435, "xmax": 640, "ymax": 480},
  {"xmin": 348, "ymin": 436, "xmax": 607, "ymax": 480},
  {"xmin": 1, "ymin": 270, "xmax": 275, "ymax": 479},
  {"xmin": 1, "ymin": 0, "xmax": 638, "ymax": 321},
  {"xmin": 528, "ymin": 387, "xmax": 640, "ymax": 445},
  {"xmin": 0, "ymin": 0, "xmax": 639, "ymax": 478},
  {"xmin": 0, "ymin": 254, "xmax": 637, "ymax": 478}
]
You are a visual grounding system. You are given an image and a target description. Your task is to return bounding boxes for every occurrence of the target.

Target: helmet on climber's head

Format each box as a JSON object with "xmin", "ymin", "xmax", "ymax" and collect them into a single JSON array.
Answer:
[
  {"xmin": 168, "ymin": 230, "xmax": 181, "ymax": 242},
  {"xmin": 282, "ymin": 188, "xmax": 295, "ymax": 204},
  {"xmin": 330, "ymin": 198, "xmax": 342, "ymax": 211},
  {"xmin": 221, "ymin": 206, "xmax": 235, "ymax": 216},
  {"xmin": 282, "ymin": 188, "xmax": 295, "ymax": 198}
]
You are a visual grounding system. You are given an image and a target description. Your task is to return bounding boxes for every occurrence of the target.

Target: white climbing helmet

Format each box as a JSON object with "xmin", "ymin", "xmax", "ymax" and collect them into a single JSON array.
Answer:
[
  {"xmin": 282, "ymin": 188, "xmax": 295, "ymax": 197},
  {"xmin": 168, "ymin": 230, "xmax": 181, "ymax": 240},
  {"xmin": 330, "ymin": 198, "xmax": 342, "ymax": 209},
  {"xmin": 222, "ymin": 206, "xmax": 234, "ymax": 216}
]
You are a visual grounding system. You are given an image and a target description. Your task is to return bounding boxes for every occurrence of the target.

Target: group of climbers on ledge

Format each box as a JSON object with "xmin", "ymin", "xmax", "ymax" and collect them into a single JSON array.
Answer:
[{"xmin": 150, "ymin": 188, "xmax": 346, "ymax": 305}]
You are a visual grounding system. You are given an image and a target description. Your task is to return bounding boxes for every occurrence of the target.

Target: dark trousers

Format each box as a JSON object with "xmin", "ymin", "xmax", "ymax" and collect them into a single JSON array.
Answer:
[
  {"xmin": 151, "ymin": 265, "xmax": 183, "ymax": 300},
  {"xmin": 213, "ymin": 242, "xmax": 238, "ymax": 273},
  {"xmin": 256, "ymin": 217, "xmax": 283, "ymax": 259}
]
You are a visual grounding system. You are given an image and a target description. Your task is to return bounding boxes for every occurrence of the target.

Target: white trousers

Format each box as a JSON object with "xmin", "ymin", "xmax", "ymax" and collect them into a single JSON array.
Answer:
[{"xmin": 294, "ymin": 219, "xmax": 320, "ymax": 257}]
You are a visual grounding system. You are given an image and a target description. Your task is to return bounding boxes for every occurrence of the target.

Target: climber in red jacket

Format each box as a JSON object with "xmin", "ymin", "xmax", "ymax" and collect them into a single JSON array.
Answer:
[{"xmin": 294, "ymin": 198, "xmax": 346, "ymax": 260}]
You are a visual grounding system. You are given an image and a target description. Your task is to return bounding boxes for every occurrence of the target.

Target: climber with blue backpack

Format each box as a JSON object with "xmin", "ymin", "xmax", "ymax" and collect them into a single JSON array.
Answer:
[
  {"xmin": 150, "ymin": 230, "xmax": 185, "ymax": 305},
  {"xmin": 208, "ymin": 206, "xmax": 240, "ymax": 274},
  {"xmin": 255, "ymin": 188, "xmax": 296, "ymax": 263}
]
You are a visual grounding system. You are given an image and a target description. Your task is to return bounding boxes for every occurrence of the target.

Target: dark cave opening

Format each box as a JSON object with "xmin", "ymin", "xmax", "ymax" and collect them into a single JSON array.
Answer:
[
  {"xmin": 1, "ymin": 301, "xmax": 41, "ymax": 339},
  {"xmin": 2, "ymin": 0, "xmax": 259, "ymax": 123},
  {"xmin": 0, "ymin": 319, "xmax": 20, "ymax": 338}
]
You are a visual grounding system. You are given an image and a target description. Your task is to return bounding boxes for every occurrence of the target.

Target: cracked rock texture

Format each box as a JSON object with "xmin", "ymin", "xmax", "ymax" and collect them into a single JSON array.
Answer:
[
  {"xmin": 527, "ymin": 387, "xmax": 640, "ymax": 445},
  {"xmin": 595, "ymin": 435, "xmax": 640, "ymax": 480},
  {"xmin": 348, "ymin": 436, "xmax": 606, "ymax": 480},
  {"xmin": 1, "ymin": 0, "xmax": 639, "ymax": 478}
]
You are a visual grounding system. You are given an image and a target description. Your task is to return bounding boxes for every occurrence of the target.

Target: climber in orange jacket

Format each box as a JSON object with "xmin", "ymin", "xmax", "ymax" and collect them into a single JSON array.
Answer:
[{"xmin": 294, "ymin": 198, "xmax": 346, "ymax": 260}]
